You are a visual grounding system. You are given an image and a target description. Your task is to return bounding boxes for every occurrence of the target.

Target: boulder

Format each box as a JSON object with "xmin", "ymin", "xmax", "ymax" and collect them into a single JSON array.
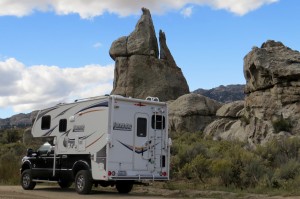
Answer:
[
  {"xmin": 109, "ymin": 36, "xmax": 127, "ymax": 60},
  {"xmin": 204, "ymin": 101, "xmax": 245, "ymax": 141},
  {"xmin": 110, "ymin": 8, "xmax": 189, "ymax": 101},
  {"xmin": 216, "ymin": 100, "xmax": 244, "ymax": 118},
  {"xmin": 205, "ymin": 40, "xmax": 300, "ymax": 146},
  {"xmin": 244, "ymin": 40, "xmax": 300, "ymax": 93},
  {"xmin": 169, "ymin": 93, "xmax": 222, "ymax": 133}
]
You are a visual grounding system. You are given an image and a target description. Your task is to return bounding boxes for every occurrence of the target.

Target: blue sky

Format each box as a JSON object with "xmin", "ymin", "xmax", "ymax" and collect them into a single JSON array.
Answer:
[{"xmin": 0, "ymin": 0, "xmax": 299, "ymax": 118}]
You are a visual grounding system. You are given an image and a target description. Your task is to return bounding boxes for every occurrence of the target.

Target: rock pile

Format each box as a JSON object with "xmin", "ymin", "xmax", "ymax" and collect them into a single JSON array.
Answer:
[
  {"xmin": 110, "ymin": 8, "xmax": 189, "ymax": 101},
  {"xmin": 204, "ymin": 101, "xmax": 245, "ymax": 141},
  {"xmin": 205, "ymin": 40, "xmax": 300, "ymax": 145}
]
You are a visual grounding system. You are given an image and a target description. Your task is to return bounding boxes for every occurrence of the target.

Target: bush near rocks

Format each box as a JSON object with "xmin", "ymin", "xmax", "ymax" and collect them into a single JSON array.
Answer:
[
  {"xmin": 0, "ymin": 128, "xmax": 45, "ymax": 185},
  {"xmin": 171, "ymin": 131, "xmax": 300, "ymax": 191},
  {"xmin": 272, "ymin": 117, "xmax": 293, "ymax": 133}
]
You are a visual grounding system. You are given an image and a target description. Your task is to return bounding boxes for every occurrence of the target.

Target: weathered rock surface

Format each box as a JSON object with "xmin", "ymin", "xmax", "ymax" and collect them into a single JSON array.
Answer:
[
  {"xmin": 244, "ymin": 40, "xmax": 300, "ymax": 93},
  {"xmin": 216, "ymin": 100, "xmax": 244, "ymax": 118},
  {"xmin": 159, "ymin": 30, "xmax": 176, "ymax": 67},
  {"xmin": 205, "ymin": 40, "xmax": 300, "ymax": 145},
  {"xmin": 109, "ymin": 8, "xmax": 158, "ymax": 59},
  {"xmin": 204, "ymin": 101, "xmax": 245, "ymax": 141},
  {"xmin": 110, "ymin": 8, "xmax": 189, "ymax": 101},
  {"xmin": 169, "ymin": 93, "xmax": 222, "ymax": 133}
]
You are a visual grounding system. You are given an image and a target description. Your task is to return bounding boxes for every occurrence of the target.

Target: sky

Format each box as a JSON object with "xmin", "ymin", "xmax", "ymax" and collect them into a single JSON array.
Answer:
[{"xmin": 0, "ymin": 0, "xmax": 299, "ymax": 119}]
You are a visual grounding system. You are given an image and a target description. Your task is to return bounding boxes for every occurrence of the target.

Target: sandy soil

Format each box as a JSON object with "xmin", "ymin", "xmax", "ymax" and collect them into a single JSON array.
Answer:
[{"xmin": 1, "ymin": 185, "xmax": 300, "ymax": 199}]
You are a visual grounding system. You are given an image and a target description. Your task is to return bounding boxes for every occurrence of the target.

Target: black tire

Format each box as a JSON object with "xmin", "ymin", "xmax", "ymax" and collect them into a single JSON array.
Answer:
[
  {"xmin": 21, "ymin": 169, "xmax": 36, "ymax": 190},
  {"xmin": 75, "ymin": 170, "xmax": 92, "ymax": 194},
  {"xmin": 116, "ymin": 181, "xmax": 133, "ymax": 194},
  {"xmin": 58, "ymin": 180, "xmax": 72, "ymax": 189}
]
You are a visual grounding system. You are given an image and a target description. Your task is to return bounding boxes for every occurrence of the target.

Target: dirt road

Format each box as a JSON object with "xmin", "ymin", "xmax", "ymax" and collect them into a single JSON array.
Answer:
[
  {"xmin": 1, "ymin": 185, "xmax": 300, "ymax": 199},
  {"xmin": 0, "ymin": 185, "xmax": 169, "ymax": 199}
]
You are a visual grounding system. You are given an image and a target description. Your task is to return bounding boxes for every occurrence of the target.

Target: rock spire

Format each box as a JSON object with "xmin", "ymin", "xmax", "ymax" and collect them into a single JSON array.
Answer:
[{"xmin": 110, "ymin": 8, "xmax": 189, "ymax": 101}]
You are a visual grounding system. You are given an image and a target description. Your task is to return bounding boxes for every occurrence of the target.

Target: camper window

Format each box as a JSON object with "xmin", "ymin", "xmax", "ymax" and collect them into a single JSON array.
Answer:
[
  {"xmin": 151, "ymin": 115, "xmax": 165, "ymax": 129},
  {"xmin": 41, "ymin": 115, "xmax": 51, "ymax": 130},
  {"xmin": 59, "ymin": 119, "xmax": 67, "ymax": 132},
  {"xmin": 137, "ymin": 118, "xmax": 147, "ymax": 137}
]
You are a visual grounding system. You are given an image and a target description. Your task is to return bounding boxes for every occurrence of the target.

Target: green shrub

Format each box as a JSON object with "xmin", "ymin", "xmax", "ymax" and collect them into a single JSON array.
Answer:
[
  {"xmin": 272, "ymin": 117, "xmax": 293, "ymax": 133},
  {"xmin": 275, "ymin": 159, "xmax": 300, "ymax": 181},
  {"xmin": 240, "ymin": 154, "xmax": 267, "ymax": 188},
  {"xmin": 211, "ymin": 159, "xmax": 233, "ymax": 186},
  {"xmin": 168, "ymin": 131, "xmax": 300, "ymax": 192},
  {"xmin": 0, "ymin": 158, "xmax": 20, "ymax": 184},
  {"xmin": 256, "ymin": 137, "xmax": 300, "ymax": 168},
  {"xmin": 190, "ymin": 154, "xmax": 211, "ymax": 182},
  {"xmin": 0, "ymin": 129, "xmax": 23, "ymax": 144},
  {"xmin": 180, "ymin": 163, "xmax": 193, "ymax": 180}
]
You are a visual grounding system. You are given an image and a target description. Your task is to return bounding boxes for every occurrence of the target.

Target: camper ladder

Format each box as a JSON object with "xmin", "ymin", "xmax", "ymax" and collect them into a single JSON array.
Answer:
[{"xmin": 151, "ymin": 108, "xmax": 165, "ymax": 173}]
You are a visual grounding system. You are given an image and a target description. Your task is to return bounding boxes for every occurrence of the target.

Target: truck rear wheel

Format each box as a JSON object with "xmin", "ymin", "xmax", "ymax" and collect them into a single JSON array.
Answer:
[
  {"xmin": 21, "ymin": 169, "xmax": 36, "ymax": 190},
  {"xmin": 75, "ymin": 170, "xmax": 92, "ymax": 194},
  {"xmin": 116, "ymin": 181, "xmax": 133, "ymax": 194}
]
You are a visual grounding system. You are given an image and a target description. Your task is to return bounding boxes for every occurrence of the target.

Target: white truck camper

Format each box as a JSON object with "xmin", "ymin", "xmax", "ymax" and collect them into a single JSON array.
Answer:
[{"xmin": 20, "ymin": 95, "xmax": 171, "ymax": 194}]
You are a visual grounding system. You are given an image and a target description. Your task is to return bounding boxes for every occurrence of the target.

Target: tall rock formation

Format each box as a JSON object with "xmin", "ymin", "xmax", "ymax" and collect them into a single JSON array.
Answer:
[
  {"xmin": 205, "ymin": 40, "xmax": 300, "ymax": 145},
  {"xmin": 110, "ymin": 8, "xmax": 189, "ymax": 101},
  {"xmin": 243, "ymin": 40, "xmax": 300, "ymax": 144}
]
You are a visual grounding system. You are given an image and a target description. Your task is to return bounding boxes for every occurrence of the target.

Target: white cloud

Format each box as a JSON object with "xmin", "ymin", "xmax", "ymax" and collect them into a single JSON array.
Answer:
[
  {"xmin": 0, "ymin": 58, "xmax": 114, "ymax": 114},
  {"xmin": 210, "ymin": 0, "xmax": 278, "ymax": 15},
  {"xmin": 181, "ymin": 6, "xmax": 193, "ymax": 18},
  {"xmin": 0, "ymin": 0, "xmax": 279, "ymax": 18},
  {"xmin": 93, "ymin": 42, "xmax": 102, "ymax": 48}
]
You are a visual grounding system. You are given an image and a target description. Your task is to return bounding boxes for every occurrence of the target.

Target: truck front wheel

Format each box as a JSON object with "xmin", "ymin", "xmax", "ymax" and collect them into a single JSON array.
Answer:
[
  {"xmin": 75, "ymin": 170, "xmax": 92, "ymax": 194},
  {"xmin": 116, "ymin": 181, "xmax": 133, "ymax": 194},
  {"xmin": 21, "ymin": 169, "xmax": 36, "ymax": 190}
]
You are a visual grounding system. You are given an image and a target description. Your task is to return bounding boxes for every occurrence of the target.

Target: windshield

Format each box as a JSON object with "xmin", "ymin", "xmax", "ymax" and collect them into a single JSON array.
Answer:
[{"xmin": 37, "ymin": 142, "xmax": 53, "ymax": 155}]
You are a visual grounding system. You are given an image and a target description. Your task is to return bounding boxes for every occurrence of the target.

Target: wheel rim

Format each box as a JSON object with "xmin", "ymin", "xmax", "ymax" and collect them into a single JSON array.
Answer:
[
  {"xmin": 76, "ymin": 175, "xmax": 85, "ymax": 191},
  {"xmin": 23, "ymin": 174, "xmax": 30, "ymax": 187}
]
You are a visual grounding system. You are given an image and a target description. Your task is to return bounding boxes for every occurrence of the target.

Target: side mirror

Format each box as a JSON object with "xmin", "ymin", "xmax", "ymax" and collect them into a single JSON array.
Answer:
[
  {"xmin": 53, "ymin": 137, "xmax": 57, "ymax": 145},
  {"xmin": 27, "ymin": 148, "xmax": 33, "ymax": 157}
]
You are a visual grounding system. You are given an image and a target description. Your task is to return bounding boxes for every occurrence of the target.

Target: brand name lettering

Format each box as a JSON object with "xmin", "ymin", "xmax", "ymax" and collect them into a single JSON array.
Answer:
[
  {"xmin": 113, "ymin": 122, "xmax": 132, "ymax": 131},
  {"xmin": 73, "ymin": 125, "xmax": 85, "ymax": 132}
]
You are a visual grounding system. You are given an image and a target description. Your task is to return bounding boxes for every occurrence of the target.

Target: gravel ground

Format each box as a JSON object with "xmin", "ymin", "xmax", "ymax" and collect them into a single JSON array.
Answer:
[{"xmin": 1, "ymin": 185, "xmax": 300, "ymax": 199}]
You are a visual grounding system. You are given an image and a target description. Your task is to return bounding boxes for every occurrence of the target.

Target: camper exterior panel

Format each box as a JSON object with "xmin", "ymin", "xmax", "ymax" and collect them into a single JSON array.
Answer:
[{"xmin": 106, "ymin": 96, "xmax": 170, "ymax": 180}]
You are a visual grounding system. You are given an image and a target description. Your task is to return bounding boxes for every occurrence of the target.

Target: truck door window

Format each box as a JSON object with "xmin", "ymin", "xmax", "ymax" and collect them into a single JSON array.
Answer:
[
  {"xmin": 59, "ymin": 119, "xmax": 67, "ymax": 132},
  {"xmin": 137, "ymin": 118, "xmax": 147, "ymax": 137},
  {"xmin": 151, "ymin": 115, "xmax": 165, "ymax": 129},
  {"xmin": 41, "ymin": 115, "xmax": 51, "ymax": 130}
]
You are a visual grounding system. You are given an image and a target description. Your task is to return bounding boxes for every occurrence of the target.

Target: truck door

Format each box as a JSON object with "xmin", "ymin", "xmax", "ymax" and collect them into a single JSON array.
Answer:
[
  {"xmin": 133, "ymin": 113, "xmax": 150, "ymax": 170},
  {"xmin": 34, "ymin": 143, "xmax": 55, "ymax": 179}
]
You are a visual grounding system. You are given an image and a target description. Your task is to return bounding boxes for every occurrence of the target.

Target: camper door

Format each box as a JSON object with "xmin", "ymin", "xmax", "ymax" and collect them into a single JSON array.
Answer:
[{"xmin": 134, "ymin": 113, "xmax": 150, "ymax": 170}]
